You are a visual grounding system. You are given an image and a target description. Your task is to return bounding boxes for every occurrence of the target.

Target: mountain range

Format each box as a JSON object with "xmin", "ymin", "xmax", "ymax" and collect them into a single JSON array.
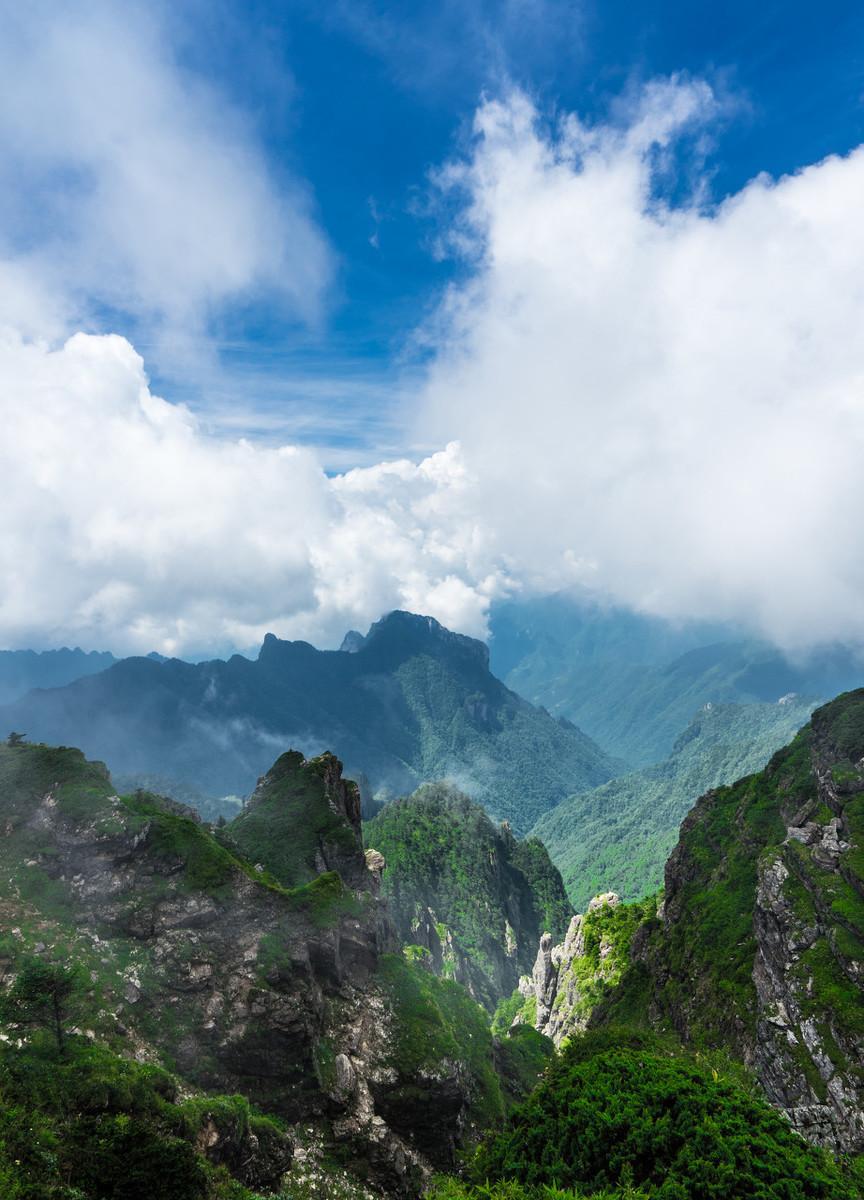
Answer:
[
  {"xmin": 533, "ymin": 695, "xmax": 817, "ymax": 908},
  {"xmin": 0, "ymin": 611, "xmax": 619, "ymax": 834},
  {"xmin": 490, "ymin": 595, "xmax": 864, "ymax": 766},
  {"xmin": 0, "ymin": 646, "xmax": 117, "ymax": 705},
  {"xmin": 0, "ymin": 687, "xmax": 861, "ymax": 1197}
]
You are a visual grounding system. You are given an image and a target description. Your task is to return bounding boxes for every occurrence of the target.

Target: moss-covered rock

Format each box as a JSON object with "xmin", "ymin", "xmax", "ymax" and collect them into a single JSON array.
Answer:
[
  {"xmin": 498, "ymin": 892, "xmax": 656, "ymax": 1047},
  {"xmin": 365, "ymin": 783, "xmax": 572, "ymax": 1011}
]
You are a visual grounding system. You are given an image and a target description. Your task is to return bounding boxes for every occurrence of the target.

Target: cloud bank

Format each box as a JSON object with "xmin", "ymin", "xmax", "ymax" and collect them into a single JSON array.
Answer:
[
  {"xmin": 419, "ymin": 81, "xmax": 864, "ymax": 650},
  {"xmin": 0, "ymin": 332, "xmax": 497, "ymax": 654},
  {"xmin": 4, "ymin": 72, "xmax": 864, "ymax": 655}
]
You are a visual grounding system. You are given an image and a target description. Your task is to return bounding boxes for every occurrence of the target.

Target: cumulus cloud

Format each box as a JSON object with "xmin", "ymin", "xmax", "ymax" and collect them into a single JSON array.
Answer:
[
  {"xmin": 0, "ymin": 332, "xmax": 498, "ymax": 655},
  {"xmin": 417, "ymin": 81, "xmax": 864, "ymax": 650},
  {"xmin": 4, "ymin": 72, "xmax": 864, "ymax": 656},
  {"xmin": 0, "ymin": 0, "xmax": 332, "ymax": 352}
]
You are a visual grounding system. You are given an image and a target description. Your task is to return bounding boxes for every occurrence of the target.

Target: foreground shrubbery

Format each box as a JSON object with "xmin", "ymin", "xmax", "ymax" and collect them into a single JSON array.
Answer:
[
  {"xmin": 429, "ymin": 1183, "xmax": 652, "ymax": 1199},
  {"xmin": 431, "ymin": 1030, "xmax": 863, "ymax": 1200},
  {"xmin": 0, "ymin": 1032, "xmax": 281, "ymax": 1199}
]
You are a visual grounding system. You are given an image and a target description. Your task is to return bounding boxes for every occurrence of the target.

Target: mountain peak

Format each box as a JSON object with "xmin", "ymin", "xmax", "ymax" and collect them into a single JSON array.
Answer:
[
  {"xmin": 339, "ymin": 629, "xmax": 366, "ymax": 653},
  {"xmin": 256, "ymin": 631, "xmax": 318, "ymax": 665},
  {"xmin": 360, "ymin": 610, "xmax": 490, "ymax": 672}
]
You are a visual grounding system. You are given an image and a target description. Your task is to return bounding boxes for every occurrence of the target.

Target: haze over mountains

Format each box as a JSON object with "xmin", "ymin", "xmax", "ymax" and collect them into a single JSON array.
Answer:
[
  {"xmin": 4, "ymin": 600, "xmax": 863, "ymax": 859},
  {"xmin": 0, "ymin": 610, "xmax": 618, "ymax": 833},
  {"xmin": 0, "ymin": 647, "xmax": 116, "ymax": 705},
  {"xmin": 2, "ymin": 604, "xmax": 864, "ymax": 1196},
  {"xmin": 490, "ymin": 596, "xmax": 864, "ymax": 766},
  {"xmin": 533, "ymin": 696, "xmax": 817, "ymax": 909}
]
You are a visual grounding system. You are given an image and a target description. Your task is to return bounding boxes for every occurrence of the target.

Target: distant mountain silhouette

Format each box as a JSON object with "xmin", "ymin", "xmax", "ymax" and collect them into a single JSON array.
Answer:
[{"xmin": 0, "ymin": 647, "xmax": 116, "ymax": 705}]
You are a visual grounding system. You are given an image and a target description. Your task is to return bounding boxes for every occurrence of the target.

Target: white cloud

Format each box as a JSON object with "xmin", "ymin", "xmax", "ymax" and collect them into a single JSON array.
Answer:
[
  {"xmin": 0, "ymin": 332, "xmax": 498, "ymax": 655},
  {"xmin": 417, "ymin": 82, "xmax": 864, "ymax": 650},
  {"xmin": 4, "ymin": 73, "xmax": 864, "ymax": 657},
  {"xmin": 0, "ymin": 1, "xmax": 332, "ymax": 354}
]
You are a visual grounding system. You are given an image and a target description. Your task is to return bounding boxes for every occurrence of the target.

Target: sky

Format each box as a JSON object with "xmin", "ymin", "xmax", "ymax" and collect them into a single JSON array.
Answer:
[{"xmin": 2, "ymin": 0, "xmax": 864, "ymax": 656}]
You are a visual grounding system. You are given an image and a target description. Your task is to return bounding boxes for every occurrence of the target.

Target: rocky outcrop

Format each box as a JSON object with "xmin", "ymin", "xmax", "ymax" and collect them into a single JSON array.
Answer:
[
  {"xmin": 0, "ymin": 743, "xmax": 502, "ymax": 1197},
  {"xmin": 514, "ymin": 893, "xmax": 652, "ymax": 1045},
  {"xmin": 748, "ymin": 721, "xmax": 864, "ymax": 1152}
]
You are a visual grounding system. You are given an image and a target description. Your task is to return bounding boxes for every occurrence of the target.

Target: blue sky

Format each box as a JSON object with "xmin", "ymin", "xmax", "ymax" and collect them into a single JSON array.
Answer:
[
  {"xmin": 147, "ymin": 0, "xmax": 864, "ymax": 462},
  {"xmin": 4, "ymin": 0, "xmax": 864, "ymax": 656}
]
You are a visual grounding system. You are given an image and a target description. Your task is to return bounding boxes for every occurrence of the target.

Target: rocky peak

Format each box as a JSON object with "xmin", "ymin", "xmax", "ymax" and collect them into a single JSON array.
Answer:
[
  {"xmin": 513, "ymin": 892, "xmax": 648, "ymax": 1046},
  {"xmin": 359, "ymin": 610, "xmax": 491, "ymax": 673},
  {"xmin": 231, "ymin": 750, "xmax": 369, "ymax": 890},
  {"xmin": 339, "ymin": 629, "xmax": 366, "ymax": 653}
]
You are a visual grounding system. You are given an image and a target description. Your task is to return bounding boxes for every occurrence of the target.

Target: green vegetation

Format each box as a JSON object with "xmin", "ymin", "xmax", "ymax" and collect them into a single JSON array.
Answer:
[
  {"xmin": 495, "ymin": 896, "xmax": 656, "ymax": 1040},
  {"xmin": 0, "ymin": 741, "xmax": 113, "ymax": 825},
  {"xmin": 533, "ymin": 699, "xmax": 815, "ymax": 909},
  {"xmin": 493, "ymin": 1026, "xmax": 555, "ymax": 1107},
  {"xmin": 635, "ymin": 728, "xmax": 817, "ymax": 1041},
  {"xmin": 491, "ymin": 990, "xmax": 527, "ymax": 1037},
  {"xmin": 377, "ymin": 952, "xmax": 505, "ymax": 1127},
  {"xmin": 0, "ymin": 957, "xmax": 85, "ymax": 1055},
  {"xmin": 122, "ymin": 791, "xmax": 238, "ymax": 896},
  {"xmin": 285, "ymin": 870, "xmax": 364, "ymax": 929},
  {"xmin": 441, "ymin": 1030, "xmax": 860, "ymax": 1199},
  {"xmin": 590, "ymin": 689, "xmax": 864, "ymax": 1138},
  {"xmin": 366, "ymin": 784, "xmax": 572, "ymax": 1010},
  {"xmin": 429, "ymin": 1183, "xmax": 652, "ymax": 1199},
  {"xmin": 507, "ymin": 838, "xmax": 574, "ymax": 944},
  {"xmin": 556, "ymin": 897, "xmax": 656, "ymax": 1028},
  {"xmin": 230, "ymin": 751, "xmax": 362, "ymax": 889},
  {"xmin": 0, "ymin": 1032, "xmax": 280, "ymax": 1199},
  {"xmin": 389, "ymin": 646, "xmax": 618, "ymax": 832}
]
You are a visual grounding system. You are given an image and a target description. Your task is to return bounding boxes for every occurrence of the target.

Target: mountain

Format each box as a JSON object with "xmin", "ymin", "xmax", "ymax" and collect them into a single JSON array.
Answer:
[
  {"xmin": 584, "ymin": 690, "xmax": 864, "ymax": 1155},
  {"xmin": 0, "ymin": 737, "xmax": 536, "ymax": 1197},
  {"xmin": 0, "ymin": 646, "xmax": 116, "ymax": 704},
  {"xmin": 494, "ymin": 691, "xmax": 864, "ymax": 1175},
  {"xmin": 490, "ymin": 595, "xmax": 864, "ymax": 766},
  {"xmin": 0, "ymin": 610, "xmax": 620, "ymax": 833},
  {"xmin": 532, "ymin": 696, "xmax": 816, "ymax": 909},
  {"xmin": 364, "ymin": 783, "xmax": 572, "ymax": 1011}
]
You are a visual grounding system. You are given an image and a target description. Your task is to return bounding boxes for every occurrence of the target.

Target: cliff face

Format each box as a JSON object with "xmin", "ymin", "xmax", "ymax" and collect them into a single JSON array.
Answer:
[
  {"xmin": 504, "ymin": 892, "xmax": 654, "ymax": 1045},
  {"xmin": 510, "ymin": 693, "xmax": 864, "ymax": 1157},
  {"xmin": 0, "ymin": 742, "xmax": 506, "ymax": 1197},
  {"xmin": 747, "ymin": 708, "xmax": 864, "ymax": 1151},
  {"xmin": 364, "ymin": 784, "xmax": 572, "ymax": 1011},
  {"xmin": 587, "ymin": 691, "xmax": 864, "ymax": 1156}
]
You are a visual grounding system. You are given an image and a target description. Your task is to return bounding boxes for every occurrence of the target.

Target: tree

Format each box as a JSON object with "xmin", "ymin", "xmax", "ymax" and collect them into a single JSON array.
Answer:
[
  {"xmin": 0, "ymin": 958, "xmax": 84, "ymax": 1055},
  {"xmin": 5, "ymin": 732, "xmax": 26, "ymax": 747}
]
